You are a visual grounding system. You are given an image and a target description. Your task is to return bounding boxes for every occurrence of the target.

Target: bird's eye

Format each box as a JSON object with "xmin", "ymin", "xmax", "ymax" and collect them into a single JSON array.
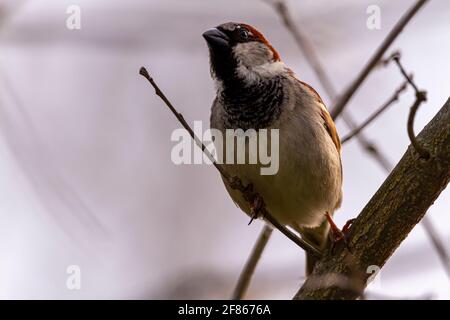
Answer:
[{"xmin": 239, "ymin": 28, "xmax": 249, "ymax": 39}]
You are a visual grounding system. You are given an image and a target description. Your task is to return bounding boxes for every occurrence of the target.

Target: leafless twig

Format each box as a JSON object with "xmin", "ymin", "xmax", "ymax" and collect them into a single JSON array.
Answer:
[
  {"xmin": 231, "ymin": 224, "xmax": 273, "ymax": 300},
  {"xmin": 385, "ymin": 54, "xmax": 430, "ymax": 159},
  {"xmin": 341, "ymin": 81, "xmax": 408, "ymax": 144},
  {"xmin": 271, "ymin": 0, "xmax": 336, "ymax": 97},
  {"xmin": 139, "ymin": 67, "xmax": 322, "ymax": 258},
  {"xmin": 341, "ymin": 114, "xmax": 393, "ymax": 171},
  {"xmin": 407, "ymin": 92, "xmax": 430, "ymax": 159},
  {"xmin": 421, "ymin": 217, "xmax": 450, "ymax": 279},
  {"xmin": 330, "ymin": 0, "xmax": 430, "ymax": 119},
  {"xmin": 268, "ymin": 0, "xmax": 402, "ymax": 172}
]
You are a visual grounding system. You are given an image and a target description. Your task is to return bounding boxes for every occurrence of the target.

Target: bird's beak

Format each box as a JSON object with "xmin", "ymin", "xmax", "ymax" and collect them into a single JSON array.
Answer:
[{"xmin": 202, "ymin": 28, "xmax": 230, "ymax": 48}]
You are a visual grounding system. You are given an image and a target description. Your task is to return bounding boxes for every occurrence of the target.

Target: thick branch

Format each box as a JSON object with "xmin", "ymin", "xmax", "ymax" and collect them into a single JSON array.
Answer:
[{"xmin": 295, "ymin": 98, "xmax": 450, "ymax": 300}]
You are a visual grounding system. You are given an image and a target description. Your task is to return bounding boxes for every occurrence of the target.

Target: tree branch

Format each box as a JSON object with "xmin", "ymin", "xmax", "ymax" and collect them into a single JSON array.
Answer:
[
  {"xmin": 268, "ymin": 0, "xmax": 411, "ymax": 172},
  {"xmin": 294, "ymin": 98, "xmax": 450, "ymax": 299},
  {"xmin": 387, "ymin": 53, "xmax": 431, "ymax": 159},
  {"xmin": 271, "ymin": 0, "xmax": 336, "ymax": 98},
  {"xmin": 231, "ymin": 224, "xmax": 273, "ymax": 300},
  {"xmin": 421, "ymin": 217, "xmax": 450, "ymax": 279},
  {"xmin": 330, "ymin": 0, "xmax": 430, "ymax": 119},
  {"xmin": 408, "ymin": 92, "xmax": 429, "ymax": 159},
  {"xmin": 341, "ymin": 113, "xmax": 393, "ymax": 171},
  {"xmin": 383, "ymin": 52, "xmax": 430, "ymax": 159},
  {"xmin": 341, "ymin": 80, "xmax": 408, "ymax": 144}
]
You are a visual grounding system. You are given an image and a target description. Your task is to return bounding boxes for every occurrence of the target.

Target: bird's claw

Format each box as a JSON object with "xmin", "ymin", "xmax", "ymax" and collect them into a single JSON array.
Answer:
[
  {"xmin": 342, "ymin": 218, "xmax": 356, "ymax": 234},
  {"xmin": 325, "ymin": 212, "xmax": 356, "ymax": 253},
  {"xmin": 248, "ymin": 194, "xmax": 265, "ymax": 225}
]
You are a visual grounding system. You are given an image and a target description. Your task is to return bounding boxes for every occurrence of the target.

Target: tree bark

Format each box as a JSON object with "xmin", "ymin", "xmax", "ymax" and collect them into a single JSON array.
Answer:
[{"xmin": 294, "ymin": 97, "xmax": 450, "ymax": 300}]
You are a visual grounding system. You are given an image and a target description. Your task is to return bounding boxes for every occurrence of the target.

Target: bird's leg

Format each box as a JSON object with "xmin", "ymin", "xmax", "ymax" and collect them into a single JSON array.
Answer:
[
  {"xmin": 325, "ymin": 212, "xmax": 345, "ymax": 242},
  {"xmin": 248, "ymin": 194, "xmax": 264, "ymax": 225},
  {"xmin": 325, "ymin": 212, "xmax": 355, "ymax": 253}
]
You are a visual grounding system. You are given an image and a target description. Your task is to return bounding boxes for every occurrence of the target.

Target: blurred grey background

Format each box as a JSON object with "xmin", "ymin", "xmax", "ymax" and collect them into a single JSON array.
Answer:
[{"xmin": 0, "ymin": 0, "xmax": 449, "ymax": 299}]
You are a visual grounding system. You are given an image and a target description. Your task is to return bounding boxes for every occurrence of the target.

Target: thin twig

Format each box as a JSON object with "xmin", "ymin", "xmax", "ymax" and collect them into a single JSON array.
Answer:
[
  {"xmin": 272, "ymin": 0, "xmax": 336, "ymax": 97},
  {"xmin": 330, "ymin": 0, "xmax": 430, "ymax": 119},
  {"xmin": 232, "ymin": 224, "xmax": 273, "ymax": 300},
  {"xmin": 341, "ymin": 114, "xmax": 393, "ymax": 172},
  {"xmin": 386, "ymin": 55, "xmax": 430, "ymax": 159},
  {"xmin": 139, "ymin": 67, "xmax": 322, "ymax": 258},
  {"xmin": 341, "ymin": 81, "xmax": 408, "ymax": 144},
  {"xmin": 379, "ymin": 50, "xmax": 401, "ymax": 67},
  {"xmin": 139, "ymin": 67, "xmax": 222, "ymax": 172},
  {"xmin": 269, "ymin": 0, "xmax": 400, "ymax": 172},
  {"xmin": 391, "ymin": 53, "xmax": 421, "ymax": 92},
  {"xmin": 421, "ymin": 217, "xmax": 450, "ymax": 279},
  {"xmin": 407, "ymin": 91, "xmax": 429, "ymax": 159}
]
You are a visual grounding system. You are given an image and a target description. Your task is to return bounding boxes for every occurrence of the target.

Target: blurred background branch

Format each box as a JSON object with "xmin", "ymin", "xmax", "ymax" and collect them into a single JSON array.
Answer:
[
  {"xmin": 232, "ymin": 224, "xmax": 273, "ymax": 300},
  {"xmin": 329, "ymin": 0, "xmax": 430, "ymax": 119},
  {"xmin": 341, "ymin": 80, "xmax": 408, "ymax": 144}
]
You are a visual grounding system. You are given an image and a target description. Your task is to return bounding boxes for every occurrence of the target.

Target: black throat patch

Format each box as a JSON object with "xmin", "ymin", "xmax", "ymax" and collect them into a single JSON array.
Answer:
[{"xmin": 219, "ymin": 76, "xmax": 285, "ymax": 130}]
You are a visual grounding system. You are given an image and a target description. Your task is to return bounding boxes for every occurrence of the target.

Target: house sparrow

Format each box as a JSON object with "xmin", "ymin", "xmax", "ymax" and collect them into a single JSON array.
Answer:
[{"xmin": 203, "ymin": 22, "xmax": 343, "ymax": 273}]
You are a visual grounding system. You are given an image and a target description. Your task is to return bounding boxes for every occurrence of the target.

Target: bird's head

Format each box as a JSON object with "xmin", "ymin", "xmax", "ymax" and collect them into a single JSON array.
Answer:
[{"xmin": 203, "ymin": 22, "xmax": 285, "ymax": 87}]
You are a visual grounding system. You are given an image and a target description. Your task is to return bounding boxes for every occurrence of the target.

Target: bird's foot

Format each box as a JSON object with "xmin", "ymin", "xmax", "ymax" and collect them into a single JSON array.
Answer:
[
  {"xmin": 248, "ymin": 194, "xmax": 265, "ymax": 225},
  {"xmin": 325, "ymin": 212, "xmax": 356, "ymax": 253}
]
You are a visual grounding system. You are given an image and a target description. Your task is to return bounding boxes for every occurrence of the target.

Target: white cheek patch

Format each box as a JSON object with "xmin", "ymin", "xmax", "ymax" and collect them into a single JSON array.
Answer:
[
  {"xmin": 253, "ymin": 61, "xmax": 287, "ymax": 77},
  {"xmin": 236, "ymin": 61, "xmax": 288, "ymax": 84}
]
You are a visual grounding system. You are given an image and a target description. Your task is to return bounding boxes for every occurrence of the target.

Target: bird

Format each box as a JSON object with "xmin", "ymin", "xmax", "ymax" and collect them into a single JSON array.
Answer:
[{"xmin": 202, "ymin": 22, "xmax": 343, "ymax": 274}]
